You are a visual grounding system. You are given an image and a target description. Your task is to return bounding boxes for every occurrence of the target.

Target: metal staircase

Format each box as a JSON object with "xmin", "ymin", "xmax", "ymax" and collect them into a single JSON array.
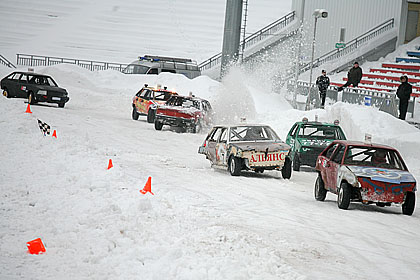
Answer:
[
  {"xmin": 0, "ymin": 54, "xmax": 16, "ymax": 68},
  {"xmin": 199, "ymin": 11, "xmax": 296, "ymax": 72}
]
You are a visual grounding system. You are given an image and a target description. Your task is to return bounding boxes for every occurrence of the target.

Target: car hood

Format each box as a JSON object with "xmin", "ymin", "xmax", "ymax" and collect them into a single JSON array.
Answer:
[
  {"xmin": 346, "ymin": 166, "xmax": 416, "ymax": 184},
  {"xmin": 230, "ymin": 141, "xmax": 290, "ymax": 152},
  {"xmin": 157, "ymin": 105, "xmax": 200, "ymax": 115},
  {"xmin": 298, "ymin": 138, "xmax": 332, "ymax": 148}
]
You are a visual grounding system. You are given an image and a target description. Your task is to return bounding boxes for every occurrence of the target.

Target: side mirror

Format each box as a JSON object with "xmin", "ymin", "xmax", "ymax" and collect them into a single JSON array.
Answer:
[{"xmin": 198, "ymin": 146, "xmax": 206, "ymax": 154}]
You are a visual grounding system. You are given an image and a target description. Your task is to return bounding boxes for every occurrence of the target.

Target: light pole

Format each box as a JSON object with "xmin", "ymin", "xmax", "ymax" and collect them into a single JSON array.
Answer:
[{"xmin": 305, "ymin": 9, "xmax": 328, "ymax": 111}]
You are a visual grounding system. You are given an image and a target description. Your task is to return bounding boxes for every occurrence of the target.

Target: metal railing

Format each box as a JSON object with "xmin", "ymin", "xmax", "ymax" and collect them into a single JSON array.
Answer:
[
  {"xmin": 287, "ymin": 80, "xmax": 414, "ymax": 117},
  {"xmin": 199, "ymin": 11, "xmax": 296, "ymax": 71},
  {"xmin": 0, "ymin": 54, "xmax": 16, "ymax": 68},
  {"xmin": 299, "ymin": 18, "xmax": 395, "ymax": 74},
  {"xmin": 16, "ymin": 54, "xmax": 128, "ymax": 72}
]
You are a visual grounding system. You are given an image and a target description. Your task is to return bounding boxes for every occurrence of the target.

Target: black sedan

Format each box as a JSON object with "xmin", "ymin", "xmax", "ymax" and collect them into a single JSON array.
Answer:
[{"xmin": 1, "ymin": 71, "xmax": 69, "ymax": 108}]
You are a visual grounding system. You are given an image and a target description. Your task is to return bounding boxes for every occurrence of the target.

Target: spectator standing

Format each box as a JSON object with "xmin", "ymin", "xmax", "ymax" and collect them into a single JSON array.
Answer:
[
  {"xmin": 337, "ymin": 62, "xmax": 363, "ymax": 91},
  {"xmin": 316, "ymin": 70, "xmax": 330, "ymax": 108},
  {"xmin": 396, "ymin": 75, "xmax": 412, "ymax": 120}
]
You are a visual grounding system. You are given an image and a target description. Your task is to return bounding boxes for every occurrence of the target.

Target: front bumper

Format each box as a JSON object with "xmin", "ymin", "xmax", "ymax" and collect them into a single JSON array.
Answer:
[
  {"xmin": 36, "ymin": 93, "xmax": 69, "ymax": 104},
  {"xmin": 156, "ymin": 115, "xmax": 195, "ymax": 128},
  {"xmin": 358, "ymin": 177, "xmax": 416, "ymax": 203},
  {"xmin": 296, "ymin": 147, "xmax": 325, "ymax": 167}
]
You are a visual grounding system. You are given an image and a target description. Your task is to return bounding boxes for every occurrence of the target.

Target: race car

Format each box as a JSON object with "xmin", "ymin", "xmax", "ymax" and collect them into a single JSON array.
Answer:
[
  {"xmin": 154, "ymin": 95, "xmax": 213, "ymax": 133},
  {"xmin": 132, "ymin": 84, "xmax": 178, "ymax": 123},
  {"xmin": 286, "ymin": 117, "xmax": 346, "ymax": 171},
  {"xmin": 314, "ymin": 140, "xmax": 416, "ymax": 215},
  {"xmin": 1, "ymin": 71, "xmax": 69, "ymax": 108},
  {"xmin": 198, "ymin": 124, "xmax": 292, "ymax": 178}
]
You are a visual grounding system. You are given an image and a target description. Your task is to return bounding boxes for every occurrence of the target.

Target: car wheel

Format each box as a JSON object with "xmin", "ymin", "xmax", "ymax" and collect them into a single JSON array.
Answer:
[
  {"xmin": 3, "ymin": 88, "xmax": 11, "ymax": 98},
  {"xmin": 402, "ymin": 192, "xmax": 415, "ymax": 216},
  {"xmin": 58, "ymin": 103, "xmax": 65, "ymax": 108},
  {"xmin": 255, "ymin": 169, "xmax": 264, "ymax": 174},
  {"xmin": 132, "ymin": 107, "xmax": 139, "ymax": 120},
  {"xmin": 192, "ymin": 120, "xmax": 202, "ymax": 134},
  {"xmin": 376, "ymin": 202, "xmax": 386, "ymax": 207},
  {"xmin": 228, "ymin": 156, "xmax": 241, "ymax": 176},
  {"xmin": 28, "ymin": 92, "xmax": 36, "ymax": 105},
  {"xmin": 281, "ymin": 158, "xmax": 292, "ymax": 179},
  {"xmin": 337, "ymin": 182, "xmax": 351, "ymax": 209},
  {"xmin": 147, "ymin": 108, "xmax": 156, "ymax": 123},
  {"xmin": 293, "ymin": 153, "xmax": 300, "ymax": 171},
  {"xmin": 154, "ymin": 120, "xmax": 163, "ymax": 131},
  {"xmin": 314, "ymin": 174, "xmax": 327, "ymax": 201}
]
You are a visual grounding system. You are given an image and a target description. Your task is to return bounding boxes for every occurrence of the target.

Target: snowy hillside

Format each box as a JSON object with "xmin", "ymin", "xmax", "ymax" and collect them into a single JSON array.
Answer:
[
  {"xmin": 0, "ymin": 0, "xmax": 292, "ymax": 63},
  {"xmin": 1, "ymin": 63, "xmax": 420, "ymax": 279}
]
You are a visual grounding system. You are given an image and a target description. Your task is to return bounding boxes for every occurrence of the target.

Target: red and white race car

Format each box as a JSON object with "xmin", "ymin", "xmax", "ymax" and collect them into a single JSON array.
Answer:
[
  {"xmin": 154, "ymin": 95, "xmax": 213, "ymax": 133},
  {"xmin": 198, "ymin": 124, "xmax": 292, "ymax": 178},
  {"xmin": 132, "ymin": 84, "xmax": 178, "ymax": 123},
  {"xmin": 315, "ymin": 140, "xmax": 416, "ymax": 215}
]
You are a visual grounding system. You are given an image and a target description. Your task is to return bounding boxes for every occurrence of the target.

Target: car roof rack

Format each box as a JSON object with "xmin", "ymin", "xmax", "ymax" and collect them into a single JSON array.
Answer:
[{"xmin": 139, "ymin": 55, "xmax": 196, "ymax": 64}]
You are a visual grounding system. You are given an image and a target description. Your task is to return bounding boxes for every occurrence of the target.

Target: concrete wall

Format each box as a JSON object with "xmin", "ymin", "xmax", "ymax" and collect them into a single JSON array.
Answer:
[{"xmin": 292, "ymin": 0, "xmax": 403, "ymax": 60}]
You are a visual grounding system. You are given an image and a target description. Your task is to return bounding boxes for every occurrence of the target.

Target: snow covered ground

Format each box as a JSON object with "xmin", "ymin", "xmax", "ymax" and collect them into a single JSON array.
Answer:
[{"xmin": 1, "ymin": 63, "xmax": 420, "ymax": 279}]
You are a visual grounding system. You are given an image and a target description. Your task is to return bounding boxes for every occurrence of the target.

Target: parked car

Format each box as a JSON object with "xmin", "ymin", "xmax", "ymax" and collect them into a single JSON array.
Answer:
[
  {"xmin": 198, "ymin": 124, "xmax": 292, "ymax": 178},
  {"xmin": 132, "ymin": 84, "xmax": 178, "ymax": 123},
  {"xmin": 286, "ymin": 118, "xmax": 346, "ymax": 171},
  {"xmin": 123, "ymin": 55, "xmax": 201, "ymax": 79},
  {"xmin": 154, "ymin": 95, "xmax": 213, "ymax": 133},
  {"xmin": 314, "ymin": 140, "xmax": 416, "ymax": 215},
  {"xmin": 1, "ymin": 71, "xmax": 69, "ymax": 107}
]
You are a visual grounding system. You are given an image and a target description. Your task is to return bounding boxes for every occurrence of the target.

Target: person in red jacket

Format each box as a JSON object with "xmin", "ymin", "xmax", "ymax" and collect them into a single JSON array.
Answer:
[{"xmin": 396, "ymin": 75, "xmax": 412, "ymax": 120}]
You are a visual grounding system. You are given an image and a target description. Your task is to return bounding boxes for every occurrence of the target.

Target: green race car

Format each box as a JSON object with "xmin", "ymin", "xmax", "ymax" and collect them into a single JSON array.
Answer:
[{"xmin": 286, "ymin": 118, "xmax": 346, "ymax": 171}]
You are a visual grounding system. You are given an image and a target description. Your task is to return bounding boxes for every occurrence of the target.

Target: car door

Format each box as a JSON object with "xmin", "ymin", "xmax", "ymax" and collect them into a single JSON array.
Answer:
[
  {"xmin": 137, "ymin": 89, "xmax": 151, "ymax": 114},
  {"xmin": 326, "ymin": 144, "xmax": 346, "ymax": 193},
  {"xmin": 207, "ymin": 127, "xmax": 222, "ymax": 164},
  {"xmin": 3, "ymin": 73, "xmax": 21, "ymax": 97},
  {"xmin": 215, "ymin": 128, "xmax": 228, "ymax": 165},
  {"xmin": 16, "ymin": 73, "xmax": 29, "ymax": 98},
  {"xmin": 318, "ymin": 143, "xmax": 338, "ymax": 191}
]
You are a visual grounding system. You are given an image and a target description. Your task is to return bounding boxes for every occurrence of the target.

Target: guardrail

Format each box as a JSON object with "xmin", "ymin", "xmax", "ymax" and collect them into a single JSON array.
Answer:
[
  {"xmin": 0, "ymin": 54, "xmax": 16, "ymax": 68},
  {"xmin": 287, "ymin": 80, "xmax": 414, "ymax": 118},
  {"xmin": 298, "ymin": 18, "xmax": 395, "ymax": 74},
  {"xmin": 199, "ymin": 11, "xmax": 296, "ymax": 71},
  {"xmin": 16, "ymin": 54, "xmax": 128, "ymax": 72}
]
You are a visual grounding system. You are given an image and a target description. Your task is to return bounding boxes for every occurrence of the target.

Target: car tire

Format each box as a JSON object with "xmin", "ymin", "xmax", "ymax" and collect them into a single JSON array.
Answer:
[
  {"xmin": 192, "ymin": 121, "xmax": 202, "ymax": 134},
  {"xmin": 281, "ymin": 158, "xmax": 292, "ymax": 179},
  {"xmin": 28, "ymin": 92, "xmax": 36, "ymax": 105},
  {"xmin": 147, "ymin": 108, "xmax": 156, "ymax": 123},
  {"xmin": 3, "ymin": 88, "xmax": 11, "ymax": 98},
  {"xmin": 376, "ymin": 202, "xmax": 386, "ymax": 207},
  {"xmin": 337, "ymin": 182, "xmax": 351, "ymax": 210},
  {"xmin": 228, "ymin": 156, "xmax": 241, "ymax": 176},
  {"xmin": 314, "ymin": 174, "xmax": 327, "ymax": 201},
  {"xmin": 293, "ymin": 154, "xmax": 300, "ymax": 171},
  {"xmin": 154, "ymin": 120, "xmax": 163, "ymax": 131},
  {"xmin": 58, "ymin": 103, "xmax": 65, "ymax": 108},
  {"xmin": 402, "ymin": 192, "xmax": 415, "ymax": 216},
  {"xmin": 132, "ymin": 107, "xmax": 139, "ymax": 120}
]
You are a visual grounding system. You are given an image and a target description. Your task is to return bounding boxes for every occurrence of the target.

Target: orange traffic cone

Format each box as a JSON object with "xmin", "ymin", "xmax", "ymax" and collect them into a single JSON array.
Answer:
[
  {"xmin": 25, "ymin": 104, "xmax": 32, "ymax": 114},
  {"xmin": 27, "ymin": 238, "xmax": 46, "ymax": 255},
  {"xmin": 107, "ymin": 159, "xmax": 113, "ymax": 170},
  {"xmin": 52, "ymin": 130, "xmax": 57, "ymax": 138},
  {"xmin": 140, "ymin": 177, "xmax": 154, "ymax": 195}
]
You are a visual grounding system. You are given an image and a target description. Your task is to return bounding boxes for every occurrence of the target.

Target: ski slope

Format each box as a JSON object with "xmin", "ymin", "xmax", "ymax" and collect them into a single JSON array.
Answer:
[{"xmin": 1, "ymin": 64, "xmax": 420, "ymax": 279}]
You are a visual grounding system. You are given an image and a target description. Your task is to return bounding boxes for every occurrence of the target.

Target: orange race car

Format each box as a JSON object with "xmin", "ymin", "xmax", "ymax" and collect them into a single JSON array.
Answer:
[{"xmin": 132, "ymin": 84, "xmax": 178, "ymax": 123}]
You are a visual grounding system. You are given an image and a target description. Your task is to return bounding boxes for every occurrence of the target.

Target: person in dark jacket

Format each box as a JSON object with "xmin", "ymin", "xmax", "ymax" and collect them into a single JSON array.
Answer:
[
  {"xmin": 396, "ymin": 75, "xmax": 412, "ymax": 120},
  {"xmin": 316, "ymin": 70, "xmax": 330, "ymax": 108},
  {"xmin": 337, "ymin": 62, "xmax": 363, "ymax": 91}
]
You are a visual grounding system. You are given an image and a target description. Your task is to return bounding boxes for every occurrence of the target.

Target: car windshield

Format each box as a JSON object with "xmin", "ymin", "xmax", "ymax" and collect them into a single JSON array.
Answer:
[
  {"xmin": 343, "ymin": 146, "xmax": 406, "ymax": 170},
  {"xmin": 298, "ymin": 125, "xmax": 344, "ymax": 140},
  {"xmin": 230, "ymin": 126, "xmax": 280, "ymax": 142}
]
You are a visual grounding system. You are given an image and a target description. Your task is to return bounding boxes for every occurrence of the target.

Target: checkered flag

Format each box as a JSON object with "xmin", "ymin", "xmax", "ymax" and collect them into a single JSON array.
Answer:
[{"xmin": 37, "ymin": 119, "xmax": 51, "ymax": 136}]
